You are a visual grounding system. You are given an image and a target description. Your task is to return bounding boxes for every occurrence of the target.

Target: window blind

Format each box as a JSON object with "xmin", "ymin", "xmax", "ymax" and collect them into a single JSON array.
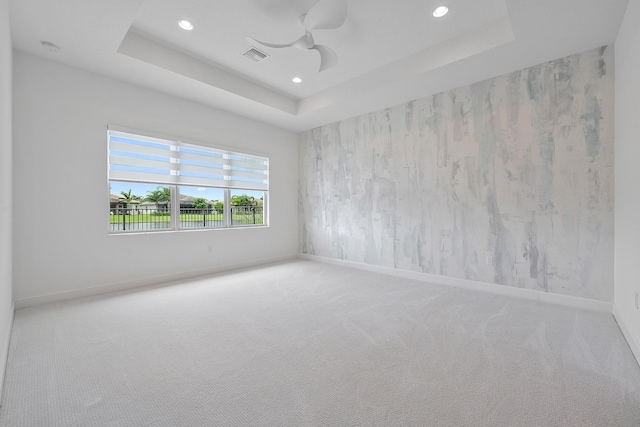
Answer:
[{"xmin": 108, "ymin": 130, "xmax": 269, "ymax": 191}]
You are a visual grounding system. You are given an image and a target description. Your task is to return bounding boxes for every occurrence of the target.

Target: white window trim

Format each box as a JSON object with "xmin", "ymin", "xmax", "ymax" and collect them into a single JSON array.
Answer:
[{"xmin": 107, "ymin": 126, "xmax": 269, "ymax": 234}]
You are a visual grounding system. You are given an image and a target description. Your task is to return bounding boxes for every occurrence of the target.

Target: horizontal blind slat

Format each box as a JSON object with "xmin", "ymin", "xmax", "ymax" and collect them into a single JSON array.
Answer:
[
  {"xmin": 108, "ymin": 141, "xmax": 173, "ymax": 159},
  {"xmin": 227, "ymin": 180, "xmax": 268, "ymax": 190},
  {"xmin": 109, "ymin": 130, "xmax": 175, "ymax": 146},
  {"xmin": 109, "ymin": 155, "xmax": 174, "ymax": 172},
  {"xmin": 178, "ymin": 163, "xmax": 227, "ymax": 177},
  {"xmin": 228, "ymin": 169, "xmax": 268, "ymax": 181},
  {"xmin": 177, "ymin": 150, "xmax": 227, "ymax": 166},
  {"xmin": 228, "ymin": 159, "xmax": 268, "ymax": 171},
  {"xmin": 109, "ymin": 169, "xmax": 178, "ymax": 184},
  {"xmin": 175, "ymin": 176, "xmax": 228, "ymax": 187}
]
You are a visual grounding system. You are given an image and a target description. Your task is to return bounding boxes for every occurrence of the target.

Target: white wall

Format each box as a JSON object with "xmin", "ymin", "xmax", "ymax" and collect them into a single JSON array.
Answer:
[
  {"xmin": 615, "ymin": 1, "xmax": 640, "ymax": 362},
  {"xmin": 0, "ymin": 0, "xmax": 13, "ymax": 398},
  {"xmin": 12, "ymin": 51, "xmax": 299, "ymax": 305}
]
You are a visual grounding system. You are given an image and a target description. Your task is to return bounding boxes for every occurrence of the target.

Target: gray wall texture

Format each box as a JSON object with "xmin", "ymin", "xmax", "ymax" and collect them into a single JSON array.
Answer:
[{"xmin": 299, "ymin": 46, "xmax": 614, "ymax": 301}]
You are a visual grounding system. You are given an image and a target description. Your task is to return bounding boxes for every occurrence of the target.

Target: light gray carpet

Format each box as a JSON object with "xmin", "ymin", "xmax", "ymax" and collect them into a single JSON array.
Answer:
[{"xmin": 1, "ymin": 260, "xmax": 639, "ymax": 426}]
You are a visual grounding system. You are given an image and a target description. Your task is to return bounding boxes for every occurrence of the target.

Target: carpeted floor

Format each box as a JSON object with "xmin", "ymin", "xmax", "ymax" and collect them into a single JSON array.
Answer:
[{"xmin": 1, "ymin": 260, "xmax": 639, "ymax": 426}]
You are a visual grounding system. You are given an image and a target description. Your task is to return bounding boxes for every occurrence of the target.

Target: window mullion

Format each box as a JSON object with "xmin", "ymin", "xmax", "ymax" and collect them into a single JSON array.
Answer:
[
  {"xmin": 223, "ymin": 188, "xmax": 230, "ymax": 228},
  {"xmin": 263, "ymin": 191, "xmax": 268, "ymax": 226},
  {"xmin": 172, "ymin": 185, "xmax": 179, "ymax": 230}
]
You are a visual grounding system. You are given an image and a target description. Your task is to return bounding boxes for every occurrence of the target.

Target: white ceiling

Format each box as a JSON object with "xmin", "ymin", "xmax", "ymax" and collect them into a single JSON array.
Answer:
[{"xmin": 8, "ymin": 0, "xmax": 629, "ymax": 132}]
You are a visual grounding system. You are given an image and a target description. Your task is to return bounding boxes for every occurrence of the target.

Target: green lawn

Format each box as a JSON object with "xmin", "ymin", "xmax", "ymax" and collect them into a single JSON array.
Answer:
[
  {"xmin": 110, "ymin": 213, "xmax": 263, "ymax": 225},
  {"xmin": 110, "ymin": 213, "xmax": 172, "ymax": 224}
]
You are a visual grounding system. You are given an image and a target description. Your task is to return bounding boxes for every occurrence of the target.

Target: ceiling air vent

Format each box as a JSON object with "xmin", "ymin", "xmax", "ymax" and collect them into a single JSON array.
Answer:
[{"xmin": 243, "ymin": 47, "xmax": 269, "ymax": 62}]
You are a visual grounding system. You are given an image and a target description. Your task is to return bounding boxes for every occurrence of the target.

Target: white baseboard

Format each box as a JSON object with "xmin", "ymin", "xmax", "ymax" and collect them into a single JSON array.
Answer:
[
  {"xmin": 0, "ymin": 301, "xmax": 15, "ymax": 405},
  {"xmin": 14, "ymin": 255, "xmax": 298, "ymax": 309},
  {"xmin": 613, "ymin": 304, "xmax": 640, "ymax": 367},
  {"xmin": 298, "ymin": 254, "xmax": 612, "ymax": 313}
]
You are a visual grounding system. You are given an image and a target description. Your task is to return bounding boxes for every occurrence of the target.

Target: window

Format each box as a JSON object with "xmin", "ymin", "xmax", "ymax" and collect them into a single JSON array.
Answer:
[{"xmin": 108, "ymin": 129, "xmax": 268, "ymax": 233}]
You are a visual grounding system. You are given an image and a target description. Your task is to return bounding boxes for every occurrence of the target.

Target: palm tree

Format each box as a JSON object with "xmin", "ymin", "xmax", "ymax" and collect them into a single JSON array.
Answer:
[
  {"xmin": 162, "ymin": 187, "xmax": 171, "ymax": 209},
  {"xmin": 119, "ymin": 189, "xmax": 141, "ymax": 204},
  {"xmin": 116, "ymin": 189, "xmax": 141, "ymax": 215},
  {"xmin": 145, "ymin": 187, "xmax": 170, "ymax": 210}
]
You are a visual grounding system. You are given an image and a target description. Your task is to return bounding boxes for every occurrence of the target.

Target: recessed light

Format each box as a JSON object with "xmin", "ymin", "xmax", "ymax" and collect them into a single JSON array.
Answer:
[
  {"xmin": 433, "ymin": 5, "xmax": 449, "ymax": 18},
  {"xmin": 178, "ymin": 19, "xmax": 194, "ymax": 31},
  {"xmin": 292, "ymin": 77, "xmax": 303, "ymax": 84}
]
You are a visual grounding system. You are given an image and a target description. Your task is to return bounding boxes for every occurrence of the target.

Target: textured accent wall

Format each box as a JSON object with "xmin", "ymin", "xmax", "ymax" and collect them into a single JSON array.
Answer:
[{"xmin": 299, "ymin": 46, "xmax": 614, "ymax": 302}]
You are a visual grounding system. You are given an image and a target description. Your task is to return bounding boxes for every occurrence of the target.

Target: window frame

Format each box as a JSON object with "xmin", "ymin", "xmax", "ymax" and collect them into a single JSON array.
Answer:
[{"xmin": 107, "ymin": 126, "xmax": 269, "ymax": 234}]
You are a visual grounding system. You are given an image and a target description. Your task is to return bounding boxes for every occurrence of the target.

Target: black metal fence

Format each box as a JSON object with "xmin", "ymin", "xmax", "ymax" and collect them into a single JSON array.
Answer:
[
  {"xmin": 110, "ymin": 206, "xmax": 264, "ymax": 231},
  {"xmin": 109, "ymin": 207, "xmax": 172, "ymax": 231},
  {"xmin": 231, "ymin": 206, "xmax": 264, "ymax": 226},
  {"xmin": 179, "ymin": 207, "xmax": 224, "ymax": 229}
]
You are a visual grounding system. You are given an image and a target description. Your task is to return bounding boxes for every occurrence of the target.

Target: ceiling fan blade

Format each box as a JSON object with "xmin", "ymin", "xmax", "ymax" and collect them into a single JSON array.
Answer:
[
  {"xmin": 312, "ymin": 45, "xmax": 339, "ymax": 72},
  {"xmin": 303, "ymin": 0, "xmax": 347, "ymax": 31},
  {"xmin": 248, "ymin": 37, "xmax": 295, "ymax": 49},
  {"xmin": 292, "ymin": 32, "xmax": 315, "ymax": 50}
]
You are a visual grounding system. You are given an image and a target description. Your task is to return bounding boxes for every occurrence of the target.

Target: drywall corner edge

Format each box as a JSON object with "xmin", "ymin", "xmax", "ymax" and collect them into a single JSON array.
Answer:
[
  {"xmin": 613, "ymin": 304, "xmax": 640, "ymax": 368},
  {"xmin": 298, "ymin": 254, "xmax": 613, "ymax": 313},
  {"xmin": 0, "ymin": 301, "xmax": 14, "ymax": 406}
]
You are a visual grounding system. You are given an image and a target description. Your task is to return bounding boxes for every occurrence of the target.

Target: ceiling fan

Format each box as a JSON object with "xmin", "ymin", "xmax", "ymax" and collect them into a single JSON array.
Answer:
[{"xmin": 249, "ymin": 0, "xmax": 348, "ymax": 72}]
